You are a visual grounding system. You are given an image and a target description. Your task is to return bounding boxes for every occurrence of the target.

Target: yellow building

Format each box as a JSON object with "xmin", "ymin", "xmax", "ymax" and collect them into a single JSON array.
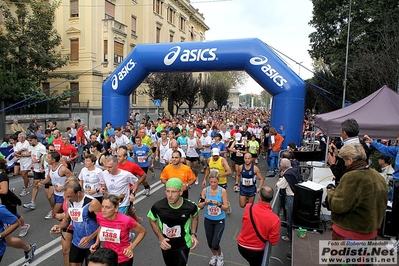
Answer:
[{"xmin": 47, "ymin": 0, "xmax": 209, "ymax": 113}]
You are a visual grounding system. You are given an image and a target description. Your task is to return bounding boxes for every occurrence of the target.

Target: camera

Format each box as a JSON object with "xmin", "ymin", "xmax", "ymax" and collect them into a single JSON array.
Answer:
[{"xmin": 321, "ymin": 183, "xmax": 336, "ymax": 210}]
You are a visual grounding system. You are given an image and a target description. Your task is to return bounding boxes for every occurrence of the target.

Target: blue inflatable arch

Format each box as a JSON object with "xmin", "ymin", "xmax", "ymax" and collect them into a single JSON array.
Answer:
[{"xmin": 102, "ymin": 38, "xmax": 306, "ymax": 146}]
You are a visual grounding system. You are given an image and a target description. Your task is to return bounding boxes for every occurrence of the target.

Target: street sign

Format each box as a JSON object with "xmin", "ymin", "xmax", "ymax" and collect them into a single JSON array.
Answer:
[{"xmin": 154, "ymin": 99, "xmax": 161, "ymax": 107}]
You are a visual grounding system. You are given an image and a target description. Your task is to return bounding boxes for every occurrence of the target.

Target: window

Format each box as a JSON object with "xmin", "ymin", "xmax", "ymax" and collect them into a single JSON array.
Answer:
[
  {"xmin": 169, "ymin": 33, "xmax": 173, "ymax": 42},
  {"xmin": 70, "ymin": 82, "xmax": 79, "ymax": 103},
  {"xmin": 105, "ymin": 0, "xmax": 115, "ymax": 19},
  {"xmin": 70, "ymin": 0, "xmax": 79, "ymax": 18},
  {"xmin": 132, "ymin": 91, "xmax": 137, "ymax": 105},
  {"xmin": 104, "ymin": 40, "xmax": 108, "ymax": 62},
  {"xmin": 70, "ymin": 39, "xmax": 79, "ymax": 61},
  {"xmin": 180, "ymin": 37, "xmax": 185, "ymax": 42},
  {"xmin": 179, "ymin": 16, "xmax": 185, "ymax": 31},
  {"xmin": 200, "ymin": 32, "xmax": 204, "ymax": 41},
  {"xmin": 153, "ymin": 0, "xmax": 162, "ymax": 15},
  {"xmin": 167, "ymin": 7, "xmax": 174, "ymax": 24},
  {"xmin": 42, "ymin": 82, "xmax": 50, "ymax": 96},
  {"xmin": 156, "ymin": 26, "xmax": 161, "ymax": 43},
  {"xmin": 131, "ymin": 16, "xmax": 137, "ymax": 35},
  {"xmin": 114, "ymin": 41, "xmax": 123, "ymax": 63}
]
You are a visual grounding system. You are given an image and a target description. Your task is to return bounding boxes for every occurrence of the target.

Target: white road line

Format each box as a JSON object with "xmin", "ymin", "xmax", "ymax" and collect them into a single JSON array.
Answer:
[
  {"xmin": 9, "ymin": 181, "xmax": 165, "ymax": 266},
  {"xmin": 9, "ymin": 237, "xmax": 60, "ymax": 266}
]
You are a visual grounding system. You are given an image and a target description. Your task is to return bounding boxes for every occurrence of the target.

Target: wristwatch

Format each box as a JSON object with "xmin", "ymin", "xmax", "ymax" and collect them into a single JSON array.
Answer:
[{"xmin": 191, "ymin": 232, "xmax": 197, "ymax": 237}]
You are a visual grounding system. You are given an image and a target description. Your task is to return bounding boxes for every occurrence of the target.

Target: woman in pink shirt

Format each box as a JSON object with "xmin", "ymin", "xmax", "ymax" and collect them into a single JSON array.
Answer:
[{"xmin": 90, "ymin": 194, "xmax": 146, "ymax": 266}]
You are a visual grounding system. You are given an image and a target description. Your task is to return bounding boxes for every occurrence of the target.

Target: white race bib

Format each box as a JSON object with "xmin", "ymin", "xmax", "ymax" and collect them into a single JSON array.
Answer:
[
  {"xmin": 207, "ymin": 205, "xmax": 221, "ymax": 216},
  {"xmin": 242, "ymin": 178, "xmax": 254, "ymax": 186},
  {"xmin": 69, "ymin": 207, "xmax": 83, "ymax": 222},
  {"xmin": 162, "ymin": 224, "xmax": 181, "ymax": 238},
  {"xmin": 181, "ymin": 145, "xmax": 187, "ymax": 150},
  {"xmin": 100, "ymin": 227, "xmax": 121, "ymax": 243},
  {"xmin": 138, "ymin": 156, "xmax": 146, "ymax": 163},
  {"xmin": 84, "ymin": 183, "xmax": 95, "ymax": 191},
  {"xmin": 236, "ymin": 151, "xmax": 243, "ymax": 157}
]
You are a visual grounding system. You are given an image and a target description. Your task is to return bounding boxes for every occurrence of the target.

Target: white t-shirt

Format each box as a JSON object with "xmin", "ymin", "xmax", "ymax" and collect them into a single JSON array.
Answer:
[
  {"xmin": 28, "ymin": 143, "xmax": 46, "ymax": 172},
  {"xmin": 15, "ymin": 140, "xmax": 31, "ymax": 164},
  {"xmin": 100, "ymin": 169, "xmax": 137, "ymax": 207},
  {"xmin": 200, "ymin": 136, "xmax": 212, "ymax": 153},
  {"xmin": 163, "ymin": 148, "xmax": 186, "ymax": 162},
  {"xmin": 79, "ymin": 167, "xmax": 104, "ymax": 198},
  {"xmin": 115, "ymin": 135, "xmax": 130, "ymax": 147}
]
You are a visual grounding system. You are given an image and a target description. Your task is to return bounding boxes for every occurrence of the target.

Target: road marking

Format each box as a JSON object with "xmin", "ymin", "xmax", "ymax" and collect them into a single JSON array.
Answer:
[
  {"xmin": 9, "ymin": 181, "xmax": 165, "ymax": 265},
  {"xmin": 9, "ymin": 237, "xmax": 60, "ymax": 266}
]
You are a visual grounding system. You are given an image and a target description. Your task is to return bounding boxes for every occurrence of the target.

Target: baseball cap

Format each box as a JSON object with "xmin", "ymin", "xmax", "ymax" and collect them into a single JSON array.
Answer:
[
  {"xmin": 202, "ymin": 129, "xmax": 207, "ymax": 134},
  {"xmin": 212, "ymin": 148, "xmax": 220, "ymax": 156},
  {"xmin": 165, "ymin": 178, "xmax": 183, "ymax": 190},
  {"xmin": 235, "ymin": 133, "xmax": 242, "ymax": 141}
]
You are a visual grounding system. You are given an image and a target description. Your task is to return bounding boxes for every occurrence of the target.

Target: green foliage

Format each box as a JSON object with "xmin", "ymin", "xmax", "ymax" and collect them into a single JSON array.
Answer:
[
  {"xmin": 209, "ymin": 71, "xmax": 247, "ymax": 90},
  {"xmin": 213, "ymin": 82, "xmax": 230, "ymax": 111},
  {"xmin": 308, "ymin": 0, "xmax": 399, "ymax": 111},
  {"xmin": 200, "ymin": 82, "xmax": 214, "ymax": 112},
  {"xmin": 0, "ymin": 0, "xmax": 69, "ymax": 113},
  {"xmin": 184, "ymin": 79, "xmax": 200, "ymax": 113}
]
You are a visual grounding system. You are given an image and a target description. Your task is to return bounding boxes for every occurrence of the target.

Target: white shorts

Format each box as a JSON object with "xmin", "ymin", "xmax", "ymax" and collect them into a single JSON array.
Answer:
[{"xmin": 20, "ymin": 160, "xmax": 32, "ymax": 171}]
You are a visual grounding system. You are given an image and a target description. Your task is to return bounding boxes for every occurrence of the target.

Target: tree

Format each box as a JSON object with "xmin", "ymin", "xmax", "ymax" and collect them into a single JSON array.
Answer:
[
  {"xmin": 260, "ymin": 90, "xmax": 272, "ymax": 108},
  {"xmin": 144, "ymin": 73, "xmax": 172, "ymax": 101},
  {"xmin": 169, "ymin": 73, "xmax": 195, "ymax": 115},
  {"xmin": 213, "ymin": 82, "xmax": 230, "ymax": 111},
  {"xmin": 0, "ymin": 0, "xmax": 69, "ymax": 113},
  {"xmin": 184, "ymin": 79, "xmax": 200, "ymax": 113},
  {"xmin": 200, "ymin": 83, "xmax": 214, "ymax": 112},
  {"xmin": 308, "ymin": 0, "xmax": 399, "ymax": 110},
  {"xmin": 209, "ymin": 71, "xmax": 247, "ymax": 90}
]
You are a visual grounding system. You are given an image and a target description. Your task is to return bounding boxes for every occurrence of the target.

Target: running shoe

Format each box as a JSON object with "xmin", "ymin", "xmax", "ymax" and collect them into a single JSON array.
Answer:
[
  {"xmin": 209, "ymin": 255, "xmax": 217, "ymax": 266},
  {"xmin": 195, "ymin": 177, "xmax": 199, "ymax": 185},
  {"xmin": 45, "ymin": 210, "xmax": 53, "ymax": 220},
  {"xmin": 226, "ymin": 203, "xmax": 232, "ymax": 215},
  {"xmin": 144, "ymin": 188, "xmax": 150, "ymax": 196},
  {"xmin": 216, "ymin": 252, "xmax": 224, "ymax": 266},
  {"xmin": 20, "ymin": 188, "xmax": 29, "ymax": 197},
  {"xmin": 23, "ymin": 243, "xmax": 36, "ymax": 264},
  {"xmin": 19, "ymin": 224, "xmax": 31, "ymax": 237},
  {"xmin": 23, "ymin": 201, "xmax": 36, "ymax": 210}
]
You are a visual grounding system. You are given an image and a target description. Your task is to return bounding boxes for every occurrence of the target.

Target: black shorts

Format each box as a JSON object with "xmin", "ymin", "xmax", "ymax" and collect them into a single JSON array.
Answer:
[
  {"xmin": 151, "ymin": 147, "xmax": 157, "ymax": 153},
  {"xmin": 69, "ymin": 244, "xmax": 91, "ymax": 263},
  {"xmin": 45, "ymin": 181, "xmax": 53, "ymax": 189},
  {"xmin": 250, "ymin": 153, "xmax": 258, "ymax": 158},
  {"xmin": 33, "ymin": 171, "xmax": 45, "ymax": 180},
  {"xmin": 186, "ymin": 156, "xmax": 199, "ymax": 162}
]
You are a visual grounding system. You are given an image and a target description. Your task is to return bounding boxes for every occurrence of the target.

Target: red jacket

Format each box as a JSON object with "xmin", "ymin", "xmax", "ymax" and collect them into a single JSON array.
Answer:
[{"xmin": 237, "ymin": 202, "xmax": 280, "ymax": 250}]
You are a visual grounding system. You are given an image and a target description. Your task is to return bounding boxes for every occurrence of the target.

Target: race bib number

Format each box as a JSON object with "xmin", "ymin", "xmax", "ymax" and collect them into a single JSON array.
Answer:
[
  {"xmin": 62, "ymin": 156, "xmax": 69, "ymax": 161},
  {"xmin": 84, "ymin": 183, "xmax": 95, "ymax": 191},
  {"xmin": 236, "ymin": 151, "xmax": 243, "ymax": 157},
  {"xmin": 69, "ymin": 207, "xmax": 83, "ymax": 222},
  {"xmin": 54, "ymin": 144, "xmax": 61, "ymax": 151},
  {"xmin": 100, "ymin": 227, "xmax": 121, "ymax": 243},
  {"xmin": 189, "ymin": 145, "xmax": 195, "ymax": 151},
  {"xmin": 162, "ymin": 224, "xmax": 181, "ymax": 238},
  {"xmin": 207, "ymin": 205, "xmax": 221, "ymax": 216},
  {"xmin": 242, "ymin": 178, "xmax": 254, "ymax": 186},
  {"xmin": 181, "ymin": 145, "xmax": 187, "ymax": 151},
  {"xmin": 138, "ymin": 156, "xmax": 146, "ymax": 163}
]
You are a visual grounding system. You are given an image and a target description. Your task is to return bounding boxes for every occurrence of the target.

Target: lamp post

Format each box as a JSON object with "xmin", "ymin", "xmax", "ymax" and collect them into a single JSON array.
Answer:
[
  {"xmin": 342, "ymin": 0, "xmax": 352, "ymax": 108},
  {"xmin": 298, "ymin": 61, "xmax": 303, "ymax": 76}
]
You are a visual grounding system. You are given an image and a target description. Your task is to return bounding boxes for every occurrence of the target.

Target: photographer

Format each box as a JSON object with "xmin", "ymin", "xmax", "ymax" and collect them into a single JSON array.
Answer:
[
  {"xmin": 327, "ymin": 143, "xmax": 387, "ymax": 241},
  {"xmin": 327, "ymin": 119, "xmax": 360, "ymax": 186}
]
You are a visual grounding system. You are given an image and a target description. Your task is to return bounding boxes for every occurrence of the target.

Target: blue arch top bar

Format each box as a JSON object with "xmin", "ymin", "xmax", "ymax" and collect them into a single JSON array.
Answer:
[{"xmin": 102, "ymin": 38, "xmax": 306, "ymax": 146}]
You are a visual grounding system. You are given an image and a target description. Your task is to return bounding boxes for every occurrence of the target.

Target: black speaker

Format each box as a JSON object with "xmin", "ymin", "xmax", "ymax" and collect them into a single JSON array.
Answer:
[{"xmin": 293, "ymin": 183, "xmax": 323, "ymax": 229}]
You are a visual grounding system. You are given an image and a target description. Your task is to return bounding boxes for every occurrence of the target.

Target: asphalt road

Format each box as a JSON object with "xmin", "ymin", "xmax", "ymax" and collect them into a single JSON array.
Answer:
[{"xmin": 2, "ymin": 157, "xmax": 292, "ymax": 266}]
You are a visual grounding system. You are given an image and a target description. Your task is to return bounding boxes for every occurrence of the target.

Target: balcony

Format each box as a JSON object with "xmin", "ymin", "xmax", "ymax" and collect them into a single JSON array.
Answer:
[{"xmin": 103, "ymin": 19, "xmax": 127, "ymax": 38}]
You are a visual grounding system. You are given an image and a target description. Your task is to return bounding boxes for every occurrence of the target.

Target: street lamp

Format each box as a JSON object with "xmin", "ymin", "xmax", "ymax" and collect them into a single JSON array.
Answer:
[
  {"xmin": 298, "ymin": 61, "xmax": 303, "ymax": 76},
  {"xmin": 342, "ymin": 0, "xmax": 352, "ymax": 108}
]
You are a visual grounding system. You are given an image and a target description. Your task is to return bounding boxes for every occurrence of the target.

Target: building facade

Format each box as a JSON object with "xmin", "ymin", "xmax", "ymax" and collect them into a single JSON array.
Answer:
[{"xmin": 48, "ymin": 0, "xmax": 209, "ymax": 113}]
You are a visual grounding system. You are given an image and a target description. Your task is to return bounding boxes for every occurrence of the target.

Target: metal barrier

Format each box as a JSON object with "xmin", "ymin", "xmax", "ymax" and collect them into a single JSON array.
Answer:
[{"xmin": 261, "ymin": 188, "xmax": 284, "ymax": 266}]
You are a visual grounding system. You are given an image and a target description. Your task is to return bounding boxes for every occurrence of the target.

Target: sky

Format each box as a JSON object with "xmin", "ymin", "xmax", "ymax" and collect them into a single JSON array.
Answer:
[{"xmin": 191, "ymin": 0, "xmax": 315, "ymax": 95}]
